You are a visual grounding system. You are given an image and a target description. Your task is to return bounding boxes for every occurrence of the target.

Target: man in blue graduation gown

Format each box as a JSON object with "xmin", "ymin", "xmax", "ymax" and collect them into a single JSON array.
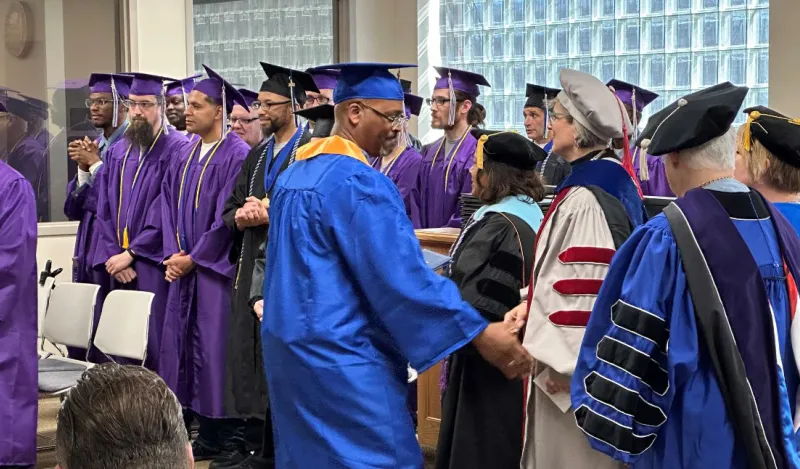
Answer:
[
  {"xmin": 0, "ymin": 101, "xmax": 38, "ymax": 469},
  {"xmin": 570, "ymin": 83, "xmax": 800, "ymax": 467},
  {"xmin": 64, "ymin": 72, "xmax": 131, "ymax": 360},
  {"xmin": 159, "ymin": 65, "xmax": 250, "ymax": 464},
  {"xmin": 262, "ymin": 62, "xmax": 533, "ymax": 469},
  {"xmin": 91, "ymin": 72, "xmax": 187, "ymax": 371}
]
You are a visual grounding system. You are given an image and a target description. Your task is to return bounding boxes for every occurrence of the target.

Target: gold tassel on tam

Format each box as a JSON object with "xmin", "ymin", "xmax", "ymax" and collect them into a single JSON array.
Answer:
[
  {"xmin": 743, "ymin": 110, "xmax": 760, "ymax": 152},
  {"xmin": 638, "ymin": 147, "xmax": 650, "ymax": 182},
  {"xmin": 475, "ymin": 134, "xmax": 489, "ymax": 169}
]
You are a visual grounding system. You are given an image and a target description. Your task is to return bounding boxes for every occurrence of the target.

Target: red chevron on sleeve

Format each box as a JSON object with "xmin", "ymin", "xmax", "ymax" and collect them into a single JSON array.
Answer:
[
  {"xmin": 552, "ymin": 278, "xmax": 604, "ymax": 296},
  {"xmin": 558, "ymin": 247, "xmax": 616, "ymax": 265},
  {"xmin": 548, "ymin": 310, "xmax": 592, "ymax": 327}
]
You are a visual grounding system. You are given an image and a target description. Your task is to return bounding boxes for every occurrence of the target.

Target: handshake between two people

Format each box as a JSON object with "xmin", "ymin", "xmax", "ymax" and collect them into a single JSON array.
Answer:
[{"xmin": 472, "ymin": 301, "xmax": 533, "ymax": 380}]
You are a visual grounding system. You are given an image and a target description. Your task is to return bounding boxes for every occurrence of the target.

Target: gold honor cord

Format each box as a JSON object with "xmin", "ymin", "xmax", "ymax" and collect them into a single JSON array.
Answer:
[
  {"xmin": 174, "ymin": 133, "xmax": 228, "ymax": 249},
  {"xmin": 116, "ymin": 125, "xmax": 165, "ymax": 248},
  {"xmin": 429, "ymin": 125, "xmax": 473, "ymax": 191}
]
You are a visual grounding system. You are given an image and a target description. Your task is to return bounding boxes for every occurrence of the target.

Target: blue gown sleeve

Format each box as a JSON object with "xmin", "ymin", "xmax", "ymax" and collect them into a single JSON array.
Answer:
[
  {"xmin": 326, "ymin": 169, "xmax": 488, "ymax": 372},
  {"xmin": 570, "ymin": 216, "xmax": 699, "ymax": 465}
]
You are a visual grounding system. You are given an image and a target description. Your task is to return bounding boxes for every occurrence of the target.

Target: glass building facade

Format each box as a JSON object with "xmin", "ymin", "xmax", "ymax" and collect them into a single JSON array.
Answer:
[{"xmin": 435, "ymin": 0, "xmax": 769, "ymax": 132}]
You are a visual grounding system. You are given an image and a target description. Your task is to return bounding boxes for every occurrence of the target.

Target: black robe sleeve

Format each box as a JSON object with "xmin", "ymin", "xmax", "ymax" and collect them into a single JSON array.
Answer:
[
  {"xmin": 453, "ymin": 214, "xmax": 533, "ymax": 322},
  {"xmin": 224, "ymin": 142, "xmax": 266, "ymax": 263},
  {"xmin": 249, "ymin": 239, "xmax": 266, "ymax": 307}
]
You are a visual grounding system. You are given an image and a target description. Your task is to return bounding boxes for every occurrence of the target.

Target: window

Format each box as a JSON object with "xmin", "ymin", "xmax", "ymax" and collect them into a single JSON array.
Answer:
[
  {"xmin": 193, "ymin": 0, "xmax": 334, "ymax": 92},
  {"xmin": 577, "ymin": 0, "xmax": 592, "ymax": 18},
  {"xmin": 2, "ymin": 1, "xmax": 122, "ymax": 223},
  {"xmin": 422, "ymin": 0, "xmax": 769, "ymax": 138},
  {"xmin": 600, "ymin": 21, "xmax": 616, "ymax": 53},
  {"xmin": 703, "ymin": 15, "xmax": 719, "ymax": 47},
  {"xmin": 729, "ymin": 12, "xmax": 746, "ymax": 46}
]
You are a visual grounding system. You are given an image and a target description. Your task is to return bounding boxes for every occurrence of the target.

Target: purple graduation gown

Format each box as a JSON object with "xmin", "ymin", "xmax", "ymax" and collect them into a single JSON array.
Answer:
[
  {"xmin": 91, "ymin": 127, "xmax": 188, "ymax": 371},
  {"xmin": 371, "ymin": 146, "xmax": 423, "ymax": 228},
  {"xmin": 159, "ymin": 132, "xmax": 248, "ymax": 418},
  {"xmin": 419, "ymin": 131, "xmax": 477, "ymax": 228},
  {"xmin": 633, "ymin": 147, "xmax": 674, "ymax": 197},
  {"xmin": 7, "ymin": 136, "xmax": 48, "ymax": 220},
  {"xmin": 0, "ymin": 161, "xmax": 38, "ymax": 466}
]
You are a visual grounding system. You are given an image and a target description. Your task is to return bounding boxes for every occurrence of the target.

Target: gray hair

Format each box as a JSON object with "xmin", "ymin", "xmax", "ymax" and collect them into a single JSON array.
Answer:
[
  {"xmin": 555, "ymin": 98, "xmax": 611, "ymax": 149},
  {"xmin": 680, "ymin": 126, "xmax": 737, "ymax": 170},
  {"xmin": 56, "ymin": 364, "xmax": 190, "ymax": 469}
]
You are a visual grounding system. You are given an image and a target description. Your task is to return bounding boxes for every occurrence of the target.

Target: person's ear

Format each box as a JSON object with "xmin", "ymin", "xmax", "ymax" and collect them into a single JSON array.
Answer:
[
  {"xmin": 460, "ymin": 99, "xmax": 473, "ymax": 116},
  {"xmin": 347, "ymin": 102, "xmax": 362, "ymax": 126},
  {"xmin": 667, "ymin": 152, "xmax": 680, "ymax": 170}
]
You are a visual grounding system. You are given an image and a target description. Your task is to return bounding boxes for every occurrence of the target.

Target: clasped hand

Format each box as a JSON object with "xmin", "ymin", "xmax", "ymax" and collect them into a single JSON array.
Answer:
[
  {"xmin": 473, "ymin": 304, "xmax": 534, "ymax": 380},
  {"xmin": 235, "ymin": 196, "xmax": 269, "ymax": 230},
  {"xmin": 68, "ymin": 137, "xmax": 100, "ymax": 171},
  {"xmin": 164, "ymin": 251, "xmax": 196, "ymax": 282}
]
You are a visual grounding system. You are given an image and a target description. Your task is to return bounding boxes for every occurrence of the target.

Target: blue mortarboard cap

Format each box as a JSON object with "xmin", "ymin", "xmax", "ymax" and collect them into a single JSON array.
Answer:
[
  {"xmin": 314, "ymin": 62, "xmax": 416, "ymax": 103},
  {"xmin": 433, "ymin": 66, "xmax": 490, "ymax": 98},
  {"xmin": 166, "ymin": 74, "xmax": 202, "ymax": 97},
  {"xmin": 238, "ymin": 88, "xmax": 259, "ymax": 108},
  {"xmin": 89, "ymin": 73, "xmax": 133, "ymax": 99},
  {"xmin": 129, "ymin": 72, "xmax": 176, "ymax": 97},
  {"xmin": 606, "ymin": 79, "xmax": 659, "ymax": 112},
  {"xmin": 194, "ymin": 65, "xmax": 247, "ymax": 113}
]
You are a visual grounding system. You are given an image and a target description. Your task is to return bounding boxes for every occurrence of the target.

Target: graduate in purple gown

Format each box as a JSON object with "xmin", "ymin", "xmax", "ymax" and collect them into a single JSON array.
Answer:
[
  {"xmin": 0, "ymin": 147, "xmax": 38, "ymax": 467},
  {"xmin": 304, "ymin": 68, "xmax": 338, "ymax": 107},
  {"xmin": 166, "ymin": 74, "xmax": 201, "ymax": 143},
  {"xmin": 3, "ymin": 96, "xmax": 49, "ymax": 221},
  {"xmin": 419, "ymin": 67, "xmax": 490, "ymax": 228},
  {"xmin": 64, "ymin": 73, "xmax": 132, "ymax": 360},
  {"xmin": 370, "ymin": 84, "xmax": 424, "ymax": 227},
  {"xmin": 230, "ymin": 88, "xmax": 264, "ymax": 149},
  {"xmin": 159, "ymin": 65, "xmax": 249, "ymax": 461},
  {"xmin": 608, "ymin": 79, "xmax": 674, "ymax": 197},
  {"xmin": 91, "ymin": 72, "xmax": 187, "ymax": 371}
]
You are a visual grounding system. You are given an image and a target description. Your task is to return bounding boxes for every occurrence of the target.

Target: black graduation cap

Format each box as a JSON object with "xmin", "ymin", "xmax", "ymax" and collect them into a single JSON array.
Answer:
[
  {"xmin": 742, "ymin": 105, "xmax": 800, "ymax": 168},
  {"xmin": 400, "ymin": 79, "xmax": 412, "ymax": 93},
  {"xmin": 295, "ymin": 104, "xmax": 334, "ymax": 139},
  {"xmin": 637, "ymin": 82, "xmax": 748, "ymax": 156},
  {"xmin": 525, "ymin": 83, "xmax": 560, "ymax": 109},
  {"xmin": 259, "ymin": 62, "xmax": 320, "ymax": 101},
  {"xmin": 472, "ymin": 129, "xmax": 546, "ymax": 171}
]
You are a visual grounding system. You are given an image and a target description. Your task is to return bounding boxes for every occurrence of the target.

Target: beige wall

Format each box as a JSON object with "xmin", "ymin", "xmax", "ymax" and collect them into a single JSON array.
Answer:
[
  {"xmin": 127, "ymin": 0, "xmax": 189, "ymax": 77},
  {"xmin": 769, "ymin": 0, "xmax": 800, "ymax": 116}
]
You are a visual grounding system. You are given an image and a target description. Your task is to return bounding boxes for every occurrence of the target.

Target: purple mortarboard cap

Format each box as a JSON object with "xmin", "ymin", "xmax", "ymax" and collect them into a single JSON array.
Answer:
[
  {"xmin": 433, "ymin": 66, "xmax": 490, "ymax": 98},
  {"xmin": 89, "ymin": 73, "xmax": 133, "ymax": 99},
  {"xmin": 237, "ymin": 88, "xmax": 259, "ymax": 109},
  {"xmin": 315, "ymin": 62, "xmax": 415, "ymax": 103},
  {"xmin": 166, "ymin": 74, "xmax": 202, "ymax": 97},
  {"xmin": 606, "ymin": 79, "xmax": 659, "ymax": 113},
  {"xmin": 129, "ymin": 72, "xmax": 175, "ymax": 97},
  {"xmin": 306, "ymin": 68, "xmax": 340, "ymax": 91},
  {"xmin": 194, "ymin": 65, "xmax": 247, "ymax": 113},
  {"xmin": 5, "ymin": 96, "xmax": 35, "ymax": 118}
]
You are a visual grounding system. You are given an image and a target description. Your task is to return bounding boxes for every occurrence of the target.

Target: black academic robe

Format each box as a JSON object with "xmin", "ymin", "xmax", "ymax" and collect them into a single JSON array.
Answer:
[
  {"xmin": 221, "ymin": 129, "xmax": 311, "ymax": 419},
  {"xmin": 435, "ymin": 211, "xmax": 536, "ymax": 469}
]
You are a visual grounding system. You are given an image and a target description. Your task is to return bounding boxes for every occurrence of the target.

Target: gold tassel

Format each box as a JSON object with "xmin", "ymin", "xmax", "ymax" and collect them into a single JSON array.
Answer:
[
  {"xmin": 476, "ymin": 134, "xmax": 488, "ymax": 169},
  {"xmin": 743, "ymin": 110, "xmax": 760, "ymax": 152},
  {"xmin": 122, "ymin": 227, "xmax": 129, "ymax": 249},
  {"xmin": 638, "ymin": 147, "xmax": 650, "ymax": 182}
]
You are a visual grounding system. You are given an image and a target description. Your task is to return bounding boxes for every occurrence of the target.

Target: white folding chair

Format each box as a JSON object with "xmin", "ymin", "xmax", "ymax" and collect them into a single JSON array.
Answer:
[
  {"xmin": 93, "ymin": 290, "xmax": 154, "ymax": 365},
  {"xmin": 38, "ymin": 282, "xmax": 100, "ymax": 395}
]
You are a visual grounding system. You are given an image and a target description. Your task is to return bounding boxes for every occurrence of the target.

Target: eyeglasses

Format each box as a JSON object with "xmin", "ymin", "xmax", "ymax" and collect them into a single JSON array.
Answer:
[
  {"xmin": 121, "ymin": 100, "xmax": 159, "ymax": 111},
  {"xmin": 305, "ymin": 96, "xmax": 330, "ymax": 106},
  {"xmin": 252, "ymin": 100, "xmax": 291, "ymax": 111},
  {"xmin": 426, "ymin": 97, "xmax": 465, "ymax": 108},
  {"xmin": 85, "ymin": 98, "xmax": 114, "ymax": 108},
  {"xmin": 358, "ymin": 102, "xmax": 407, "ymax": 129},
  {"xmin": 230, "ymin": 116, "xmax": 259, "ymax": 125},
  {"xmin": 548, "ymin": 110, "xmax": 571, "ymax": 123}
]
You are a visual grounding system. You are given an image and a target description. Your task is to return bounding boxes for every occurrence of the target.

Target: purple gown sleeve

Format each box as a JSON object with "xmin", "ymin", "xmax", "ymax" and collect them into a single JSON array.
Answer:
[
  {"xmin": 63, "ymin": 176, "xmax": 86, "ymax": 221},
  {"xmin": 0, "ymin": 178, "xmax": 37, "ymax": 323},
  {"xmin": 90, "ymin": 155, "xmax": 124, "ymax": 268},
  {"xmin": 189, "ymin": 153, "xmax": 246, "ymax": 278},
  {"xmin": 402, "ymin": 159, "xmax": 423, "ymax": 230},
  {"xmin": 128, "ymin": 193, "xmax": 164, "ymax": 263},
  {"xmin": 161, "ymin": 157, "xmax": 181, "ymax": 261}
]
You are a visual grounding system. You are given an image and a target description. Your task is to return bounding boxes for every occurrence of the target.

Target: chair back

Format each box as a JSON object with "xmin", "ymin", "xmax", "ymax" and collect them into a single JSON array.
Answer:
[
  {"xmin": 93, "ymin": 290, "xmax": 154, "ymax": 363},
  {"xmin": 42, "ymin": 283, "xmax": 100, "ymax": 349}
]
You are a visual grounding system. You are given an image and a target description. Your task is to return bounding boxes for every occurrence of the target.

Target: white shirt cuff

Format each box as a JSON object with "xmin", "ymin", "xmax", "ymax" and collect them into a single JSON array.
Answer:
[
  {"xmin": 89, "ymin": 161, "xmax": 103, "ymax": 178},
  {"xmin": 77, "ymin": 169, "xmax": 91, "ymax": 187}
]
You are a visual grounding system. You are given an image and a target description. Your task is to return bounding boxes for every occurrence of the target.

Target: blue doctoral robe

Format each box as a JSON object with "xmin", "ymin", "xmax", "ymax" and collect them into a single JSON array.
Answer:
[
  {"xmin": 776, "ymin": 202, "xmax": 800, "ymax": 236},
  {"xmin": 262, "ymin": 136, "xmax": 488, "ymax": 468},
  {"xmin": 572, "ymin": 186, "xmax": 800, "ymax": 468}
]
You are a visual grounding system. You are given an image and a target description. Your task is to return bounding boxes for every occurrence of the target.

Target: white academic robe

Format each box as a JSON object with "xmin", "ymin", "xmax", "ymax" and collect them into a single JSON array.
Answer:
[{"xmin": 520, "ymin": 186, "xmax": 625, "ymax": 469}]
